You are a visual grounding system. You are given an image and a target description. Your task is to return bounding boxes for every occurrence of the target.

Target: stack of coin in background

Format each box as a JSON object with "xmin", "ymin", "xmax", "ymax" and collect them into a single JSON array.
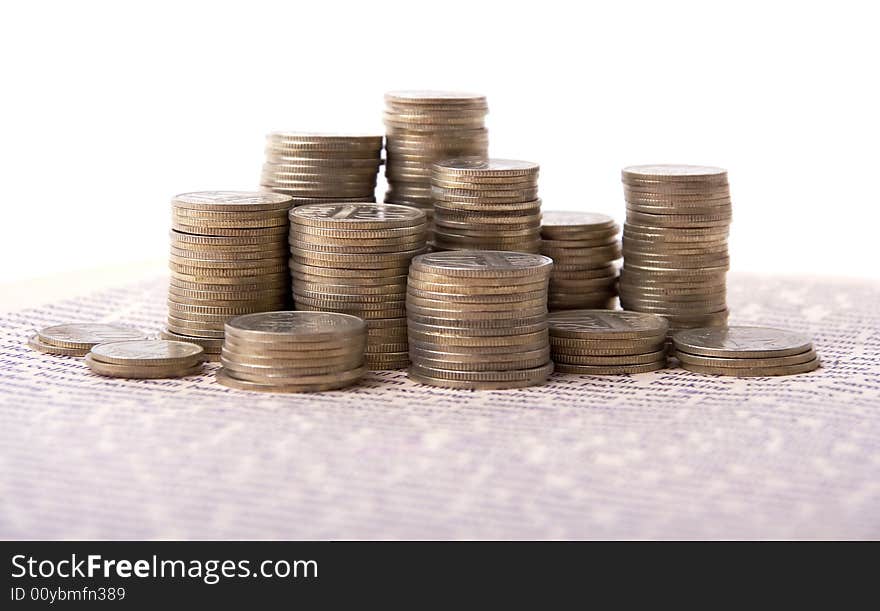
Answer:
[
  {"xmin": 165, "ymin": 191, "xmax": 293, "ymax": 359},
  {"xmin": 29, "ymin": 323, "xmax": 147, "ymax": 357},
  {"xmin": 548, "ymin": 310, "xmax": 668, "ymax": 374},
  {"xmin": 85, "ymin": 339, "xmax": 205, "ymax": 379},
  {"xmin": 619, "ymin": 165, "xmax": 732, "ymax": 334},
  {"xmin": 540, "ymin": 211, "xmax": 621, "ymax": 310},
  {"xmin": 406, "ymin": 251, "xmax": 554, "ymax": 389},
  {"xmin": 216, "ymin": 312, "xmax": 367, "ymax": 392},
  {"xmin": 289, "ymin": 203, "xmax": 428, "ymax": 370},
  {"xmin": 431, "ymin": 159, "xmax": 542, "ymax": 253},
  {"xmin": 383, "ymin": 91, "xmax": 489, "ymax": 236},
  {"xmin": 673, "ymin": 326, "xmax": 820, "ymax": 377},
  {"xmin": 260, "ymin": 132, "xmax": 382, "ymax": 206}
]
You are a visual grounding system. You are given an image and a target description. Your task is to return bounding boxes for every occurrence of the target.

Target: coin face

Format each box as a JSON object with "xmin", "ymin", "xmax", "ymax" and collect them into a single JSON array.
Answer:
[
  {"xmin": 541, "ymin": 211, "xmax": 617, "ymax": 230},
  {"xmin": 411, "ymin": 251, "xmax": 553, "ymax": 277},
  {"xmin": 672, "ymin": 326, "xmax": 814, "ymax": 358},
  {"xmin": 226, "ymin": 311, "xmax": 365, "ymax": 338},
  {"xmin": 38, "ymin": 323, "xmax": 147, "ymax": 349},
  {"xmin": 622, "ymin": 165, "xmax": 728, "ymax": 180},
  {"xmin": 291, "ymin": 203, "xmax": 426, "ymax": 226},
  {"xmin": 547, "ymin": 310, "xmax": 668, "ymax": 339},
  {"xmin": 385, "ymin": 90, "xmax": 487, "ymax": 104},
  {"xmin": 173, "ymin": 191, "xmax": 292, "ymax": 211},
  {"xmin": 90, "ymin": 340, "xmax": 204, "ymax": 364},
  {"xmin": 434, "ymin": 158, "xmax": 539, "ymax": 175}
]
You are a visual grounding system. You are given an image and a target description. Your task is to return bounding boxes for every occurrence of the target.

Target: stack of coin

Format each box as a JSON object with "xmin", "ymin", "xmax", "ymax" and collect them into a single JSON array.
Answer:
[
  {"xmin": 29, "ymin": 323, "xmax": 147, "ymax": 357},
  {"xmin": 167, "ymin": 191, "xmax": 293, "ymax": 357},
  {"xmin": 620, "ymin": 165, "xmax": 732, "ymax": 334},
  {"xmin": 407, "ymin": 251, "xmax": 554, "ymax": 389},
  {"xmin": 540, "ymin": 211, "xmax": 621, "ymax": 310},
  {"xmin": 383, "ymin": 91, "xmax": 489, "ymax": 232},
  {"xmin": 431, "ymin": 159, "xmax": 542, "ymax": 253},
  {"xmin": 548, "ymin": 310, "xmax": 668, "ymax": 374},
  {"xmin": 289, "ymin": 203, "xmax": 428, "ymax": 370},
  {"xmin": 216, "ymin": 311, "xmax": 367, "ymax": 392},
  {"xmin": 261, "ymin": 132, "xmax": 382, "ymax": 206},
  {"xmin": 85, "ymin": 340, "xmax": 205, "ymax": 378},
  {"xmin": 672, "ymin": 326, "xmax": 820, "ymax": 377}
]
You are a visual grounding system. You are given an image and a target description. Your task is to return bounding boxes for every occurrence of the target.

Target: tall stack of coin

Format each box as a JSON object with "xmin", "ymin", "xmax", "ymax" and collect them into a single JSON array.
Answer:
[
  {"xmin": 29, "ymin": 324, "xmax": 147, "ymax": 357},
  {"xmin": 216, "ymin": 312, "xmax": 367, "ymax": 392},
  {"xmin": 619, "ymin": 165, "xmax": 732, "ymax": 334},
  {"xmin": 85, "ymin": 340, "xmax": 205, "ymax": 379},
  {"xmin": 406, "ymin": 251, "xmax": 554, "ymax": 389},
  {"xmin": 548, "ymin": 310, "xmax": 668, "ymax": 375},
  {"xmin": 383, "ymin": 91, "xmax": 489, "ymax": 233},
  {"xmin": 431, "ymin": 159, "xmax": 542, "ymax": 253},
  {"xmin": 289, "ymin": 203, "xmax": 428, "ymax": 370},
  {"xmin": 672, "ymin": 326, "xmax": 820, "ymax": 377},
  {"xmin": 261, "ymin": 132, "xmax": 382, "ymax": 206},
  {"xmin": 166, "ymin": 191, "xmax": 293, "ymax": 358},
  {"xmin": 540, "ymin": 211, "xmax": 621, "ymax": 310}
]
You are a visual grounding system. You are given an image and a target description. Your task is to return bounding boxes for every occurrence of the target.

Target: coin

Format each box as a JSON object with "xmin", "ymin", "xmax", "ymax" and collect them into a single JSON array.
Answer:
[
  {"xmin": 225, "ymin": 311, "xmax": 364, "ymax": 340},
  {"xmin": 37, "ymin": 323, "xmax": 148, "ymax": 350},
  {"xmin": 674, "ymin": 349, "xmax": 817, "ymax": 368},
  {"xmin": 215, "ymin": 367, "xmax": 365, "ymax": 393},
  {"xmin": 411, "ymin": 251, "xmax": 552, "ymax": 278},
  {"xmin": 28, "ymin": 335, "xmax": 89, "ymax": 356},
  {"xmin": 172, "ymin": 191, "xmax": 293, "ymax": 212},
  {"xmin": 678, "ymin": 358, "xmax": 820, "ymax": 377},
  {"xmin": 554, "ymin": 361, "xmax": 667, "ymax": 375},
  {"xmin": 547, "ymin": 310, "xmax": 668, "ymax": 340},
  {"xmin": 84, "ymin": 354, "xmax": 204, "ymax": 379},
  {"xmin": 672, "ymin": 326, "xmax": 814, "ymax": 358},
  {"xmin": 89, "ymin": 340, "xmax": 204, "ymax": 366}
]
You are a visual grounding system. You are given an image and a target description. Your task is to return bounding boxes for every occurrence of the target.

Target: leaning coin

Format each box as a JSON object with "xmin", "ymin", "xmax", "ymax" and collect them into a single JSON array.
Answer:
[
  {"xmin": 28, "ymin": 335, "xmax": 89, "ymax": 356},
  {"xmin": 38, "ymin": 323, "xmax": 148, "ymax": 350}
]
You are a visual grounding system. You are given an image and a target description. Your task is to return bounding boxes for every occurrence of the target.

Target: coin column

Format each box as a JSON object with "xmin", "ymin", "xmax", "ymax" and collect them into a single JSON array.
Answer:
[
  {"xmin": 261, "ymin": 132, "xmax": 382, "ymax": 206},
  {"xmin": 406, "ymin": 251, "xmax": 554, "ymax": 389},
  {"xmin": 163, "ymin": 191, "xmax": 293, "ymax": 360},
  {"xmin": 547, "ymin": 310, "xmax": 668, "ymax": 375},
  {"xmin": 619, "ymin": 165, "xmax": 732, "ymax": 335},
  {"xmin": 539, "ymin": 212, "xmax": 621, "ymax": 311},
  {"xmin": 383, "ymin": 91, "xmax": 489, "ymax": 239},
  {"xmin": 216, "ymin": 312, "xmax": 367, "ymax": 393},
  {"xmin": 431, "ymin": 159, "xmax": 542, "ymax": 253},
  {"xmin": 289, "ymin": 203, "xmax": 428, "ymax": 370}
]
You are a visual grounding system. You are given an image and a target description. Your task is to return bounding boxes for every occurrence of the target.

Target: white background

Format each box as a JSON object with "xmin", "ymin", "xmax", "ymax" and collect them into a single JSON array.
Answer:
[{"xmin": 1, "ymin": 0, "xmax": 878, "ymax": 285}]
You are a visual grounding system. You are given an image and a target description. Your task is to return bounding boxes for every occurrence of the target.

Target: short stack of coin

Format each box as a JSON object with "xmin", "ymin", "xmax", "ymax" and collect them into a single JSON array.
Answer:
[
  {"xmin": 167, "ymin": 191, "xmax": 293, "ymax": 357},
  {"xmin": 85, "ymin": 339, "xmax": 205, "ymax": 379},
  {"xmin": 431, "ymin": 159, "xmax": 542, "ymax": 253},
  {"xmin": 620, "ymin": 165, "xmax": 732, "ymax": 334},
  {"xmin": 540, "ymin": 211, "xmax": 621, "ymax": 310},
  {"xmin": 548, "ymin": 310, "xmax": 668, "ymax": 374},
  {"xmin": 289, "ymin": 203, "xmax": 428, "ymax": 370},
  {"xmin": 384, "ymin": 91, "xmax": 489, "ymax": 233},
  {"xmin": 407, "ymin": 251, "xmax": 554, "ymax": 389},
  {"xmin": 216, "ymin": 311, "xmax": 367, "ymax": 392},
  {"xmin": 672, "ymin": 326, "xmax": 820, "ymax": 377},
  {"xmin": 29, "ymin": 323, "xmax": 147, "ymax": 357},
  {"xmin": 261, "ymin": 132, "xmax": 382, "ymax": 206}
]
